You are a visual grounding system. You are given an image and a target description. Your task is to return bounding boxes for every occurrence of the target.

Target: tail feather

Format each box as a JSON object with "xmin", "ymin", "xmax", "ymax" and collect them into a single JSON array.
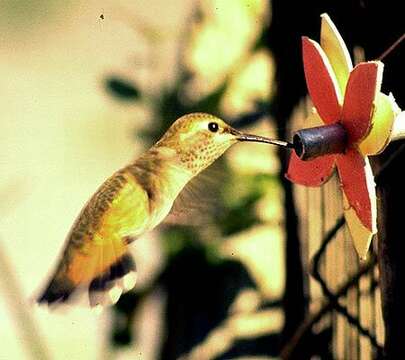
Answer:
[
  {"xmin": 89, "ymin": 253, "xmax": 137, "ymax": 307},
  {"xmin": 89, "ymin": 254, "xmax": 135, "ymax": 292},
  {"xmin": 37, "ymin": 277, "xmax": 76, "ymax": 305},
  {"xmin": 37, "ymin": 253, "xmax": 137, "ymax": 307}
]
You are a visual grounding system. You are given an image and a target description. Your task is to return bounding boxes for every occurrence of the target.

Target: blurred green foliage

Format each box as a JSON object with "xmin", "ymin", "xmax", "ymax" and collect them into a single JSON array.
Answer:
[
  {"xmin": 103, "ymin": 0, "xmax": 405, "ymax": 358},
  {"xmin": 105, "ymin": 76, "xmax": 141, "ymax": 101},
  {"xmin": 104, "ymin": 2, "xmax": 281, "ymax": 359},
  {"xmin": 0, "ymin": 0, "xmax": 69, "ymax": 31},
  {"xmin": 218, "ymin": 173, "xmax": 277, "ymax": 236}
]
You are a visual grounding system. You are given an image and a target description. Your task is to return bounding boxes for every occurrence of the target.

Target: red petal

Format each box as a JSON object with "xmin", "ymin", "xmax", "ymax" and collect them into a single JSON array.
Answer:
[
  {"xmin": 341, "ymin": 62, "xmax": 383, "ymax": 144},
  {"xmin": 302, "ymin": 37, "xmax": 341, "ymax": 124},
  {"xmin": 337, "ymin": 148, "xmax": 376, "ymax": 232},
  {"xmin": 285, "ymin": 151, "xmax": 336, "ymax": 186}
]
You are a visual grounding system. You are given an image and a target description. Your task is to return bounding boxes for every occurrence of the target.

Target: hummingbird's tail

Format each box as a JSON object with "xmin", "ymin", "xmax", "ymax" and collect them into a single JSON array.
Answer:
[
  {"xmin": 37, "ymin": 275, "xmax": 76, "ymax": 304},
  {"xmin": 37, "ymin": 253, "xmax": 137, "ymax": 307},
  {"xmin": 88, "ymin": 253, "xmax": 137, "ymax": 307}
]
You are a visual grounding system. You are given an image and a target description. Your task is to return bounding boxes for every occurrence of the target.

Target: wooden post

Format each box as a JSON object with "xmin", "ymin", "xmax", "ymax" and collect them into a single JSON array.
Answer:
[{"xmin": 376, "ymin": 143, "xmax": 405, "ymax": 358}]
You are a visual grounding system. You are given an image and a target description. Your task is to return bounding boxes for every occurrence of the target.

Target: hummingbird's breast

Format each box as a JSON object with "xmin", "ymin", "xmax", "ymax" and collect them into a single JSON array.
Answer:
[{"xmin": 126, "ymin": 153, "xmax": 193, "ymax": 231}]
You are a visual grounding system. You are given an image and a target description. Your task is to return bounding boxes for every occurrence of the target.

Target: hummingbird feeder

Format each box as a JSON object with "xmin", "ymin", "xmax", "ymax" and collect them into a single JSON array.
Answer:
[{"xmin": 285, "ymin": 13, "xmax": 404, "ymax": 259}]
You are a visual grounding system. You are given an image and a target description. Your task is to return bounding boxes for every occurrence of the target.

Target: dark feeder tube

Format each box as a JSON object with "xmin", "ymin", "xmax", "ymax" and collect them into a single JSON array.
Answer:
[{"xmin": 292, "ymin": 123, "xmax": 347, "ymax": 161}]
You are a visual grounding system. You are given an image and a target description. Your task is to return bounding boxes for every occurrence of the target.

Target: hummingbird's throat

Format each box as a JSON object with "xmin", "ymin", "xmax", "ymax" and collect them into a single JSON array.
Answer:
[{"xmin": 179, "ymin": 138, "xmax": 232, "ymax": 175}]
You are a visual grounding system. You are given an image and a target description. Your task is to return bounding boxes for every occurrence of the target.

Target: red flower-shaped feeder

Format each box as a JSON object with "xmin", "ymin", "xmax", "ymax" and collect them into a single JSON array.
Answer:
[{"xmin": 286, "ymin": 14, "xmax": 402, "ymax": 258}]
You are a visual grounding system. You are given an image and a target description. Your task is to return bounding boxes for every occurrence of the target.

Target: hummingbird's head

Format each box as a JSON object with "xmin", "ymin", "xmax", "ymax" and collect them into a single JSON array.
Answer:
[{"xmin": 154, "ymin": 113, "xmax": 289, "ymax": 175}]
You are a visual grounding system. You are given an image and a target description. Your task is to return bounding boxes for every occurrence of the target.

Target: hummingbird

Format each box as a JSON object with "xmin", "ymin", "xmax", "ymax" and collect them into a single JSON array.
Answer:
[{"xmin": 37, "ymin": 113, "xmax": 289, "ymax": 308}]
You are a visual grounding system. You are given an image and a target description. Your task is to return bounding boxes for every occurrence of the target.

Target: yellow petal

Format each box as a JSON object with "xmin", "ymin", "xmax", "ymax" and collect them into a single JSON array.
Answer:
[
  {"xmin": 307, "ymin": 109, "xmax": 324, "ymax": 126},
  {"xmin": 343, "ymin": 193, "xmax": 374, "ymax": 260},
  {"xmin": 320, "ymin": 13, "xmax": 353, "ymax": 101},
  {"xmin": 360, "ymin": 93, "xmax": 399, "ymax": 155},
  {"xmin": 387, "ymin": 95, "xmax": 404, "ymax": 141}
]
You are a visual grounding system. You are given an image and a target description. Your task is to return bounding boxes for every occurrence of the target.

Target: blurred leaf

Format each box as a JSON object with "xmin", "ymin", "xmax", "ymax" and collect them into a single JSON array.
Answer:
[
  {"xmin": 164, "ymin": 226, "xmax": 195, "ymax": 259},
  {"xmin": 218, "ymin": 190, "xmax": 262, "ymax": 236},
  {"xmin": 218, "ymin": 173, "xmax": 277, "ymax": 236},
  {"xmin": 157, "ymin": 85, "xmax": 185, "ymax": 128},
  {"xmin": 105, "ymin": 76, "xmax": 141, "ymax": 101},
  {"xmin": 110, "ymin": 291, "xmax": 142, "ymax": 347},
  {"xmin": 191, "ymin": 81, "xmax": 228, "ymax": 113},
  {"xmin": 160, "ymin": 243, "xmax": 257, "ymax": 360},
  {"xmin": 252, "ymin": 24, "xmax": 270, "ymax": 52}
]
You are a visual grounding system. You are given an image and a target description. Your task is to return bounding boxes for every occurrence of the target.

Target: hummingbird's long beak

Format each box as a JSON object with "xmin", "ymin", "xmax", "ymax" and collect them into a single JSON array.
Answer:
[{"xmin": 230, "ymin": 128, "xmax": 293, "ymax": 148}]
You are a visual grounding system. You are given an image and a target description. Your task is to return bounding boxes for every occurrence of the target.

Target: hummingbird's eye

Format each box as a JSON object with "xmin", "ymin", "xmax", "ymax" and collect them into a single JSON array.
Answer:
[{"xmin": 208, "ymin": 122, "xmax": 219, "ymax": 133}]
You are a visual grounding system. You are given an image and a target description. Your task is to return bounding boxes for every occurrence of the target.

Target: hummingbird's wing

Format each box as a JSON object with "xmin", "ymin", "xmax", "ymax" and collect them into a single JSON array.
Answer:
[
  {"xmin": 37, "ymin": 170, "xmax": 149, "ymax": 307},
  {"xmin": 165, "ymin": 165, "xmax": 225, "ymax": 226}
]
